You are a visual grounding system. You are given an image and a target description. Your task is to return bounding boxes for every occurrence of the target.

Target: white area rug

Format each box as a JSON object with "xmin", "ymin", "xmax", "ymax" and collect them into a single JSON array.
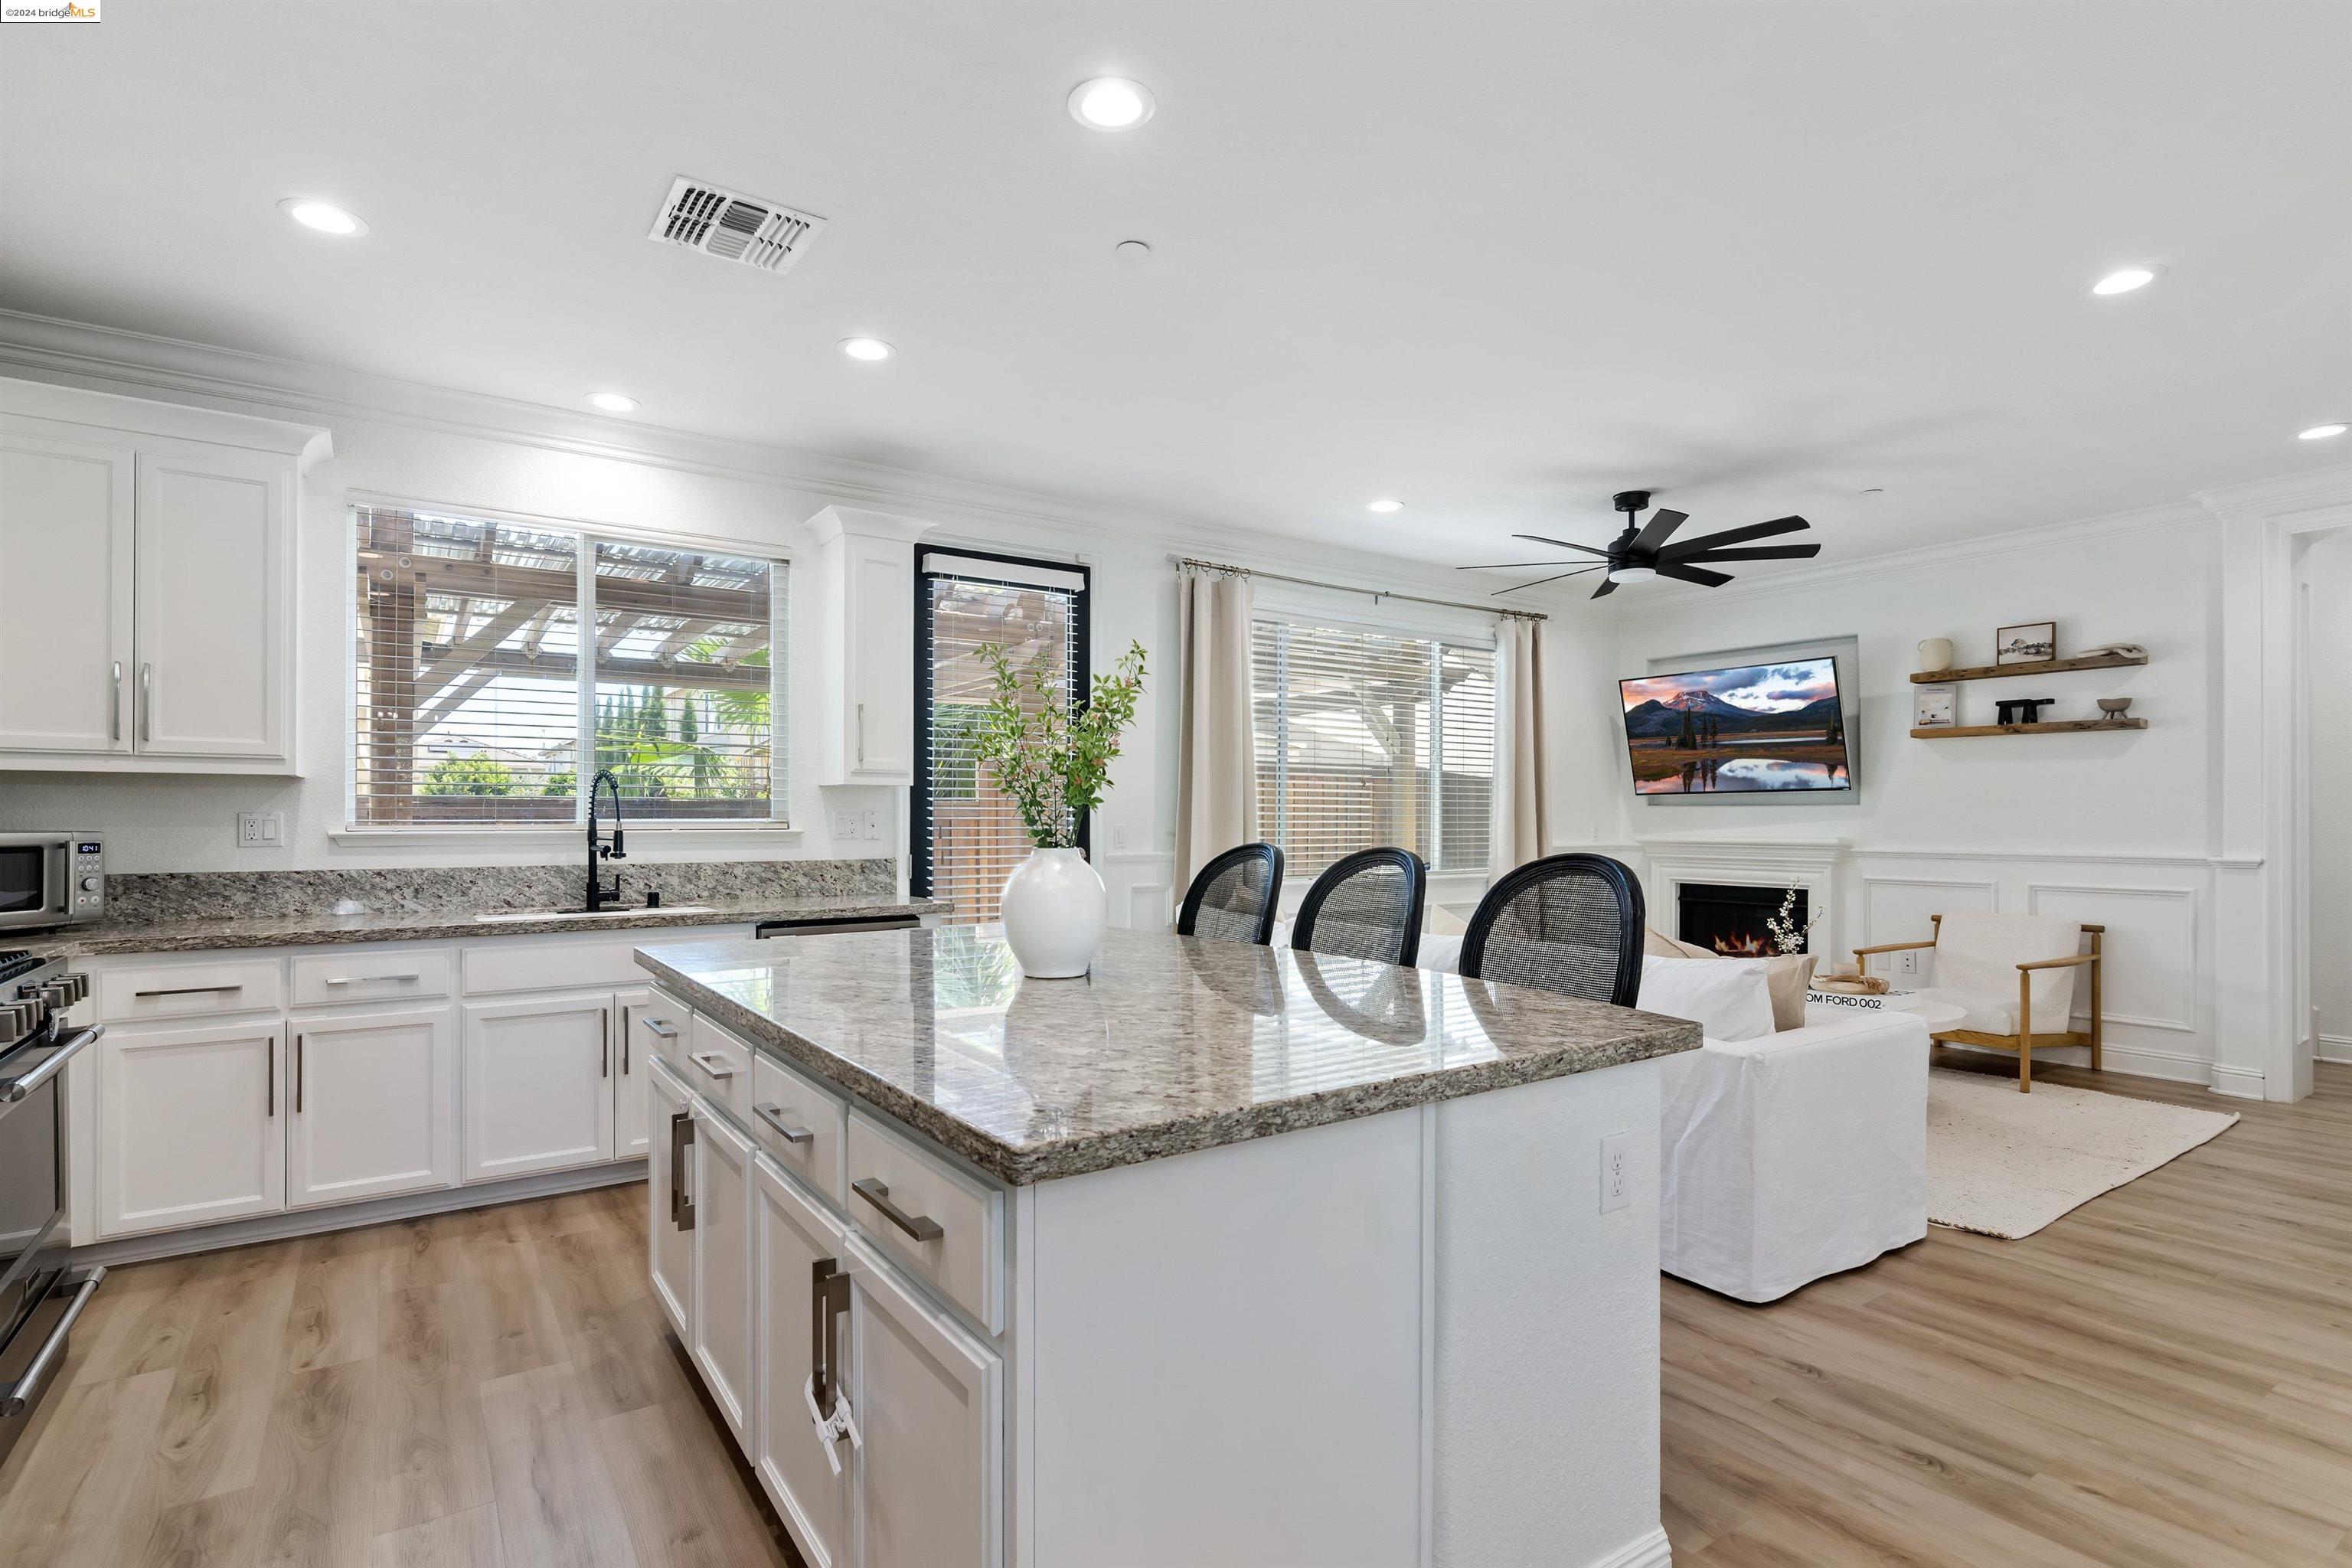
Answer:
[{"xmin": 1926, "ymin": 1068, "xmax": 2239, "ymax": 1238}]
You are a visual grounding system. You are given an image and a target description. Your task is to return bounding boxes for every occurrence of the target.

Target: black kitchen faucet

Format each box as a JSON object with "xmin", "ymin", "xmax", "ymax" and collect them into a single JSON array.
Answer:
[{"xmin": 587, "ymin": 769, "xmax": 628, "ymax": 912}]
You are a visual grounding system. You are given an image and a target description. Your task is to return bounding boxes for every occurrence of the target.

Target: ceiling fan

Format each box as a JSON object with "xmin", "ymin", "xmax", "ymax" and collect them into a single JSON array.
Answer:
[{"xmin": 1462, "ymin": 489, "xmax": 1821, "ymax": 599}]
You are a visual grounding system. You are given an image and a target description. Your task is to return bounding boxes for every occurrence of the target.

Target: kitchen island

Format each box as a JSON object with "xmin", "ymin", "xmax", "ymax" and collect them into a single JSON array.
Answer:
[{"xmin": 635, "ymin": 925, "xmax": 1697, "ymax": 1568}]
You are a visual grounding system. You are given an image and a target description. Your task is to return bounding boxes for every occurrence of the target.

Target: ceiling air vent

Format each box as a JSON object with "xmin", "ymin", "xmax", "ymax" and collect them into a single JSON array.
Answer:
[{"xmin": 648, "ymin": 176, "xmax": 827, "ymax": 275}]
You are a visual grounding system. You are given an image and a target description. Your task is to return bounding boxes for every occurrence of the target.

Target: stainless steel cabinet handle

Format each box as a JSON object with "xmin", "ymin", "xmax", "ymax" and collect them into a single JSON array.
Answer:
[
  {"xmin": 0, "ymin": 1267, "xmax": 107, "ymax": 1417},
  {"xmin": 134, "ymin": 983, "xmax": 243, "ymax": 998},
  {"xmin": 0, "ymin": 1024, "xmax": 103, "ymax": 1105},
  {"xmin": 755, "ymin": 1102, "xmax": 814, "ymax": 1145},
  {"xmin": 856, "ymin": 701, "xmax": 866, "ymax": 766},
  {"xmin": 294, "ymin": 1032, "xmax": 304, "ymax": 1115},
  {"xmin": 670, "ymin": 1110, "xmax": 697, "ymax": 1230},
  {"xmin": 851, "ymin": 1177, "xmax": 944, "ymax": 1242},
  {"xmin": 140, "ymin": 662, "xmax": 152, "ymax": 743},
  {"xmin": 110, "ymin": 662, "xmax": 122, "ymax": 742},
  {"xmin": 619, "ymin": 1006, "xmax": 632, "ymax": 1076},
  {"xmin": 600, "ymin": 1008, "xmax": 609, "ymax": 1080},
  {"xmin": 267, "ymin": 1031, "xmax": 276, "ymax": 1117},
  {"xmin": 322, "ymin": 974, "xmax": 420, "ymax": 987},
  {"xmin": 644, "ymin": 1018, "xmax": 680, "ymax": 1038},
  {"xmin": 688, "ymin": 1050, "xmax": 736, "ymax": 1081}
]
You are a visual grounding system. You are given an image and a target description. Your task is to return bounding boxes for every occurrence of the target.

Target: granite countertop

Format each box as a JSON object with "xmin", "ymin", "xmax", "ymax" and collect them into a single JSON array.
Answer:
[
  {"xmin": 26, "ymin": 893, "xmax": 944, "ymax": 957},
  {"xmin": 635, "ymin": 926, "xmax": 1700, "ymax": 1185}
]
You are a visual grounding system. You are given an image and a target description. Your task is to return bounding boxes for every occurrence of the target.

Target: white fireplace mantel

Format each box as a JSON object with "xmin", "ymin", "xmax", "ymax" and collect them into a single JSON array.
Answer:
[{"xmin": 1633, "ymin": 838, "xmax": 1853, "ymax": 957}]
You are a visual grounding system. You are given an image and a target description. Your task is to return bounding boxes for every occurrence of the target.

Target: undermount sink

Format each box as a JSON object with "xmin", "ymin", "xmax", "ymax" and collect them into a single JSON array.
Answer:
[{"xmin": 472, "ymin": 904, "xmax": 715, "ymax": 923}]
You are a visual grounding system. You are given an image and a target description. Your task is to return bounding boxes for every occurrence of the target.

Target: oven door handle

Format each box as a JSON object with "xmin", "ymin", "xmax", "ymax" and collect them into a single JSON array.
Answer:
[
  {"xmin": 0, "ymin": 1267, "xmax": 107, "ymax": 1417},
  {"xmin": 0, "ymin": 1024, "xmax": 103, "ymax": 1106}
]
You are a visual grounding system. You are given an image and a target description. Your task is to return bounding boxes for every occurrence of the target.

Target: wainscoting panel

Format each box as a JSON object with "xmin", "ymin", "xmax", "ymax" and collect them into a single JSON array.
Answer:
[
  {"xmin": 2026, "ymin": 882, "xmax": 2201, "ymax": 1035},
  {"xmin": 1857, "ymin": 876, "xmax": 2000, "ymax": 973}
]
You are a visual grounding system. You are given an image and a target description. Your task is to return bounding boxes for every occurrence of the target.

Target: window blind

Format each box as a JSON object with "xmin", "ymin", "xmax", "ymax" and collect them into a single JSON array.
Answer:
[
  {"xmin": 1251, "ymin": 618, "xmax": 1495, "ymax": 877},
  {"xmin": 351, "ymin": 504, "xmax": 785, "ymax": 827},
  {"xmin": 917, "ymin": 564, "xmax": 1086, "ymax": 925}
]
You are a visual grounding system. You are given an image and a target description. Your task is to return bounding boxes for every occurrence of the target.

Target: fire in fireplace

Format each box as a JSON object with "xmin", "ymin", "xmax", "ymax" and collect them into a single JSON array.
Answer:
[{"xmin": 1678, "ymin": 882, "xmax": 1808, "ymax": 956}]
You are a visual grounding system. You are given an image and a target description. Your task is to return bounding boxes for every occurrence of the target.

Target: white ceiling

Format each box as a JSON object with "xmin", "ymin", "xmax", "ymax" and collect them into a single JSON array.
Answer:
[{"xmin": 4, "ymin": 2, "xmax": 2347, "ymax": 588}]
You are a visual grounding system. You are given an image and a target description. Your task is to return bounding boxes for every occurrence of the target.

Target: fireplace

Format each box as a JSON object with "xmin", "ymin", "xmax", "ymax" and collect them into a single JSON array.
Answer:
[{"xmin": 1678, "ymin": 881, "xmax": 1807, "ymax": 956}]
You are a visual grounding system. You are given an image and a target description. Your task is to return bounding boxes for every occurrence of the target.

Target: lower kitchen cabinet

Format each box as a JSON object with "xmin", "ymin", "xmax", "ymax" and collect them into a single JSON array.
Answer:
[
  {"xmin": 614, "ymin": 985, "xmax": 656, "ymax": 1157},
  {"xmin": 693, "ymin": 1100, "xmax": 758, "ymax": 1452},
  {"xmin": 848, "ymin": 1233, "xmax": 1004, "ymax": 1568},
  {"xmin": 648, "ymin": 1055, "xmax": 697, "ymax": 1338},
  {"xmin": 755, "ymin": 1152, "xmax": 852, "ymax": 1568},
  {"xmin": 98, "ymin": 1020, "xmax": 284, "ymax": 1238},
  {"xmin": 461, "ymin": 992, "xmax": 616, "ymax": 1181},
  {"xmin": 286, "ymin": 1005, "xmax": 457, "ymax": 1208}
]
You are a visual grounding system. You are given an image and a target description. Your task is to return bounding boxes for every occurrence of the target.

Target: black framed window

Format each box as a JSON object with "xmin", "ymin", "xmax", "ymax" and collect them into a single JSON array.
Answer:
[{"xmin": 911, "ymin": 549, "xmax": 1092, "ymax": 924}]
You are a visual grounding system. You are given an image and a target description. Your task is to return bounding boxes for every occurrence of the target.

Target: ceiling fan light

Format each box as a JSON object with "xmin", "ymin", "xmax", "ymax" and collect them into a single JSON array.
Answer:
[{"xmin": 1609, "ymin": 565, "xmax": 1658, "ymax": 583}]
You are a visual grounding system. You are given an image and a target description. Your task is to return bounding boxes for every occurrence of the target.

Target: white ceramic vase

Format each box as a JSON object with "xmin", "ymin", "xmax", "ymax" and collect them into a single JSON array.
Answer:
[
  {"xmin": 998, "ymin": 846, "xmax": 1108, "ymax": 979},
  {"xmin": 1916, "ymin": 637, "xmax": 1955, "ymax": 673}
]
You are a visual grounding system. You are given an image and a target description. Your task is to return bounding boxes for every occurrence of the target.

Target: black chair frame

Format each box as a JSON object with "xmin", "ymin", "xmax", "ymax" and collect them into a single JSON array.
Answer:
[
  {"xmin": 1459, "ymin": 853, "xmax": 1646, "ymax": 1007},
  {"xmin": 1176, "ymin": 842, "xmax": 1285, "ymax": 946},
  {"xmin": 1289, "ymin": 847, "xmax": 1427, "ymax": 968}
]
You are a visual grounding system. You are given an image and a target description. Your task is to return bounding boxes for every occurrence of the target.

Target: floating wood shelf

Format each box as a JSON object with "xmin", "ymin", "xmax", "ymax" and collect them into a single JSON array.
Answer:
[
  {"xmin": 1910, "ymin": 718, "xmax": 2148, "ymax": 739},
  {"xmin": 1910, "ymin": 652, "xmax": 2148, "ymax": 684}
]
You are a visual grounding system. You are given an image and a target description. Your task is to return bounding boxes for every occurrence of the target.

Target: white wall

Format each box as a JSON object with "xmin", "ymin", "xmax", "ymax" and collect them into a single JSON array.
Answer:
[
  {"xmin": 2305, "ymin": 528, "xmax": 2352, "ymax": 1061},
  {"xmin": 1544, "ymin": 508, "xmax": 2237, "ymax": 1087}
]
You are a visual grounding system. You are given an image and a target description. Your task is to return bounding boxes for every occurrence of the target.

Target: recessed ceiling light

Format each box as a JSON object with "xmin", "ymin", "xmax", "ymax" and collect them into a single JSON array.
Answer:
[
  {"xmin": 839, "ymin": 337, "xmax": 894, "ymax": 362},
  {"xmin": 2089, "ymin": 266, "xmax": 2159, "ymax": 296},
  {"xmin": 2298, "ymin": 422, "xmax": 2348, "ymax": 440},
  {"xmin": 1069, "ymin": 77, "xmax": 1155, "ymax": 130},
  {"xmin": 587, "ymin": 392, "xmax": 639, "ymax": 413},
  {"xmin": 278, "ymin": 198, "xmax": 368, "ymax": 236},
  {"xmin": 1367, "ymin": 498, "xmax": 1403, "ymax": 514}
]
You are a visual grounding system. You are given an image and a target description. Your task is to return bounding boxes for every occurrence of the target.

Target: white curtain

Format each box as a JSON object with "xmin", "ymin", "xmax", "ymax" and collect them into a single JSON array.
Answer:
[
  {"xmin": 1174, "ymin": 565, "xmax": 1259, "ymax": 897},
  {"xmin": 1489, "ymin": 614, "xmax": 1550, "ymax": 879}
]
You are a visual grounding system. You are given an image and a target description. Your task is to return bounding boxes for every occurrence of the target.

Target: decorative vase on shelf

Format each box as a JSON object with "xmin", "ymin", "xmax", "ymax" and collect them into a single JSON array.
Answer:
[
  {"xmin": 999, "ymin": 848, "xmax": 1109, "ymax": 979},
  {"xmin": 1916, "ymin": 638, "xmax": 1955, "ymax": 673}
]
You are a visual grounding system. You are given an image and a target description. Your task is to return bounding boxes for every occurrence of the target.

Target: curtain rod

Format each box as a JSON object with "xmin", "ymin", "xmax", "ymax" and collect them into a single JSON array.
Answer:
[{"xmin": 1172, "ymin": 555, "xmax": 1546, "ymax": 621}]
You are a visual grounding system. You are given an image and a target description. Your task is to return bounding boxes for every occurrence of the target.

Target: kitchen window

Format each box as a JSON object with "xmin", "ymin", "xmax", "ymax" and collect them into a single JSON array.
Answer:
[
  {"xmin": 1251, "ymin": 616, "xmax": 1494, "ymax": 876},
  {"xmin": 351, "ymin": 503, "xmax": 786, "ymax": 826}
]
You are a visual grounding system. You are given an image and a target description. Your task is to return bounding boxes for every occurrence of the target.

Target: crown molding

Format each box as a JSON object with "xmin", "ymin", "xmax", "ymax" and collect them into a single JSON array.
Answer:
[{"xmin": 2194, "ymin": 462, "xmax": 2352, "ymax": 522}]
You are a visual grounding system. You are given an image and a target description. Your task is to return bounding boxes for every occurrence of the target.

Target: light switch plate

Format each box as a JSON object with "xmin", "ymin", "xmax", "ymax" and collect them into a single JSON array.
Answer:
[
  {"xmin": 832, "ymin": 809, "xmax": 859, "ymax": 839},
  {"xmin": 1599, "ymin": 1132, "xmax": 1632, "ymax": 1214},
  {"xmin": 237, "ymin": 811, "xmax": 284, "ymax": 849}
]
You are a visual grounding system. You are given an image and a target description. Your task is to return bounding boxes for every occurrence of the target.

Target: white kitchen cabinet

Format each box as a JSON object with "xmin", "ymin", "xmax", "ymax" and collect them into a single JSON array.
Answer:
[
  {"xmin": 848, "ymin": 1233, "xmax": 1003, "ymax": 1568},
  {"xmin": 614, "ymin": 985, "xmax": 656, "ymax": 1157},
  {"xmin": 753, "ymin": 1154, "xmax": 852, "ymax": 1568},
  {"xmin": 286, "ymin": 1005, "xmax": 457, "ymax": 1209},
  {"xmin": 460, "ymin": 992, "xmax": 616, "ymax": 1181},
  {"xmin": 648, "ymin": 1055, "xmax": 697, "ymax": 1339},
  {"xmin": 97, "ymin": 1020, "xmax": 285, "ymax": 1238},
  {"xmin": 0, "ymin": 378, "xmax": 327, "ymax": 774},
  {"xmin": 693, "ymin": 1102, "xmax": 759, "ymax": 1453},
  {"xmin": 0, "ymin": 425, "xmax": 134, "ymax": 755},
  {"xmin": 806, "ymin": 505, "xmax": 930, "ymax": 786}
]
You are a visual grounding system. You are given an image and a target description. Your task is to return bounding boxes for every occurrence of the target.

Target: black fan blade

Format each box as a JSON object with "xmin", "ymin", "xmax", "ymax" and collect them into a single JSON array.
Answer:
[
  {"xmin": 1655, "ymin": 561, "xmax": 1733, "ymax": 587},
  {"xmin": 1661, "ymin": 515, "xmax": 1808, "ymax": 556},
  {"xmin": 1510, "ymin": 534, "xmax": 1612, "ymax": 557},
  {"xmin": 1667, "ymin": 543, "xmax": 1822, "ymax": 564},
  {"xmin": 1631, "ymin": 508, "xmax": 1689, "ymax": 553},
  {"xmin": 1492, "ymin": 567, "xmax": 1603, "ymax": 596},
  {"xmin": 1591, "ymin": 577, "xmax": 1618, "ymax": 599}
]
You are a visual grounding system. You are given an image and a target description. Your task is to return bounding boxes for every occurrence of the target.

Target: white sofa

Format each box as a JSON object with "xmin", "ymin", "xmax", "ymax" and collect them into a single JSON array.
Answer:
[{"xmin": 1658, "ymin": 1007, "xmax": 1929, "ymax": 1302}]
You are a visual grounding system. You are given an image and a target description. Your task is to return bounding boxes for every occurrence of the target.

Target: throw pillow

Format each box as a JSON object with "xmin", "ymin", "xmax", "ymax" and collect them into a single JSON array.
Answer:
[
  {"xmin": 1761, "ymin": 953, "xmax": 1818, "ymax": 1031},
  {"xmin": 1637, "ymin": 956, "xmax": 1775, "ymax": 1042},
  {"xmin": 1644, "ymin": 926, "xmax": 1717, "ymax": 959}
]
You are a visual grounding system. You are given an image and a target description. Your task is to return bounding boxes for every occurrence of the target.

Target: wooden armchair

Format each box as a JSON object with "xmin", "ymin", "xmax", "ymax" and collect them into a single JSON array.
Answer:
[{"xmin": 1854, "ymin": 912, "xmax": 2104, "ymax": 1092}]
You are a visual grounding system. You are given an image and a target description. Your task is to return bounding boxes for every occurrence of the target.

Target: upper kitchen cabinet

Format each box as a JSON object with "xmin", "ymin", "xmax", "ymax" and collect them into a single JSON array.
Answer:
[
  {"xmin": 805, "ymin": 505, "xmax": 930, "ymax": 786},
  {"xmin": 0, "ymin": 378, "xmax": 328, "ymax": 774}
]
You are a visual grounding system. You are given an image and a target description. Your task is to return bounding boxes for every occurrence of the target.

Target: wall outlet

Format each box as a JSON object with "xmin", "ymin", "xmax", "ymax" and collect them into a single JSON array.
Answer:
[
  {"xmin": 1599, "ymin": 1132, "xmax": 1632, "ymax": 1214},
  {"xmin": 831, "ymin": 808, "xmax": 859, "ymax": 839},
  {"xmin": 237, "ymin": 811, "xmax": 284, "ymax": 849},
  {"xmin": 862, "ymin": 808, "xmax": 882, "ymax": 841},
  {"xmin": 1899, "ymin": 949, "xmax": 1920, "ymax": 976}
]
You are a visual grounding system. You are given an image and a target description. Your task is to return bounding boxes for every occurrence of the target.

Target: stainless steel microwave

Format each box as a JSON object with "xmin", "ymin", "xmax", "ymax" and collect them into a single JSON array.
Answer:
[{"xmin": 0, "ymin": 835, "xmax": 104, "ymax": 932}]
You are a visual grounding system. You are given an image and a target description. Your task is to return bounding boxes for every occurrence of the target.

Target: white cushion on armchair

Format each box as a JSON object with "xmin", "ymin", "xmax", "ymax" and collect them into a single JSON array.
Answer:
[
  {"xmin": 1921, "ymin": 912, "xmax": 2084, "ymax": 1031},
  {"xmin": 1658, "ymin": 1008, "xmax": 1929, "ymax": 1302}
]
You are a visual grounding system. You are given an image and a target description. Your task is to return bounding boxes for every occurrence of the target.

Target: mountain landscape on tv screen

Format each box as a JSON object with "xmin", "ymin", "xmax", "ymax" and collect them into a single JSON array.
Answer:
[{"xmin": 1619, "ymin": 661, "xmax": 1853, "ymax": 794}]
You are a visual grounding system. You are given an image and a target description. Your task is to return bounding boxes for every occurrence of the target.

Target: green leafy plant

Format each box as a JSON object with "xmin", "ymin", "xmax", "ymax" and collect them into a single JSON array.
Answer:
[
  {"xmin": 422, "ymin": 752, "xmax": 514, "ymax": 796},
  {"xmin": 972, "ymin": 640, "xmax": 1146, "ymax": 849}
]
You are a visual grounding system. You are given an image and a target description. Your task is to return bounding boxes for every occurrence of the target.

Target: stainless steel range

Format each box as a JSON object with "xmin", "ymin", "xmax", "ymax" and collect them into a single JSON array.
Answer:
[{"xmin": 0, "ymin": 949, "xmax": 105, "ymax": 1465}]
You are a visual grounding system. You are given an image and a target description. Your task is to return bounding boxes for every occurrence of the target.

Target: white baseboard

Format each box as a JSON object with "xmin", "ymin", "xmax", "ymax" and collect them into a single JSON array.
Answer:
[
  {"xmin": 68, "ymin": 1158, "xmax": 648, "ymax": 1269},
  {"xmin": 2318, "ymin": 1033, "xmax": 2352, "ymax": 1067},
  {"xmin": 1589, "ymin": 1526, "xmax": 1674, "ymax": 1568},
  {"xmin": 2208, "ymin": 1063, "xmax": 2268, "ymax": 1101},
  {"xmin": 1931, "ymin": 1038, "xmax": 2214, "ymax": 1086}
]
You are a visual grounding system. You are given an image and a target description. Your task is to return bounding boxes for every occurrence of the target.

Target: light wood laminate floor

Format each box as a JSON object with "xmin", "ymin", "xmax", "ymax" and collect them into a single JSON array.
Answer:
[{"xmin": 2, "ymin": 1059, "xmax": 2345, "ymax": 1567}]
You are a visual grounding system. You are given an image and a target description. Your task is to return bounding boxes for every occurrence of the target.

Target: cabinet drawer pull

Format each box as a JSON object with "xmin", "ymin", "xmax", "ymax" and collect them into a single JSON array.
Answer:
[
  {"xmin": 754, "ymin": 1102, "xmax": 814, "ymax": 1145},
  {"xmin": 687, "ymin": 1050, "xmax": 736, "ymax": 1081},
  {"xmin": 643, "ymin": 1018, "xmax": 680, "ymax": 1038},
  {"xmin": 134, "ymin": 983, "xmax": 243, "ymax": 999},
  {"xmin": 322, "ymin": 974, "xmax": 420, "ymax": 987},
  {"xmin": 851, "ymin": 1177, "xmax": 944, "ymax": 1242}
]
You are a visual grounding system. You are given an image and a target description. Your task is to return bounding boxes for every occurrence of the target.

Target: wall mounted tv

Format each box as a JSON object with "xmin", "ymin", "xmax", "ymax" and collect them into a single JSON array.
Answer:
[{"xmin": 1619, "ymin": 658, "xmax": 1852, "ymax": 795}]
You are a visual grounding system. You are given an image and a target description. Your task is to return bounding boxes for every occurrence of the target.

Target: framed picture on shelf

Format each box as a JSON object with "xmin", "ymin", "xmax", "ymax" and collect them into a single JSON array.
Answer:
[
  {"xmin": 1913, "ymin": 684, "xmax": 1956, "ymax": 728},
  {"xmin": 1995, "ymin": 621, "xmax": 2056, "ymax": 665}
]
